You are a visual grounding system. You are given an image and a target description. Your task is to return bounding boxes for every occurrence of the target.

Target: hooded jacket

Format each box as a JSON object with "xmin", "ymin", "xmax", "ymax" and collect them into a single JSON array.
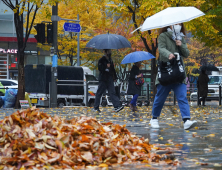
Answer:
[
  {"xmin": 156, "ymin": 31, "xmax": 189, "ymax": 85},
  {"xmin": 98, "ymin": 55, "xmax": 117, "ymax": 81}
]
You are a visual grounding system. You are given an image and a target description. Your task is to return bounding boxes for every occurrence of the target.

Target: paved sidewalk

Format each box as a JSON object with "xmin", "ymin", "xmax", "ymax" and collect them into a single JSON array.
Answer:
[{"xmin": 0, "ymin": 105, "xmax": 222, "ymax": 169}]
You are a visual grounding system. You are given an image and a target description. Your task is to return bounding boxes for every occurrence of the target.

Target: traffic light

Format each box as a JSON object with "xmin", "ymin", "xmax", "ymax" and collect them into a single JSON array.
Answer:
[
  {"xmin": 34, "ymin": 23, "xmax": 45, "ymax": 44},
  {"xmin": 47, "ymin": 24, "xmax": 53, "ymax": 44}
]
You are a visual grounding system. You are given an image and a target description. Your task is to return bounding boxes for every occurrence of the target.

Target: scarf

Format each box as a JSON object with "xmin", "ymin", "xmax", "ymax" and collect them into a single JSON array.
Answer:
[{"xmin": 167, "ymin": 27, "xmax": 184, "ymax": 41}]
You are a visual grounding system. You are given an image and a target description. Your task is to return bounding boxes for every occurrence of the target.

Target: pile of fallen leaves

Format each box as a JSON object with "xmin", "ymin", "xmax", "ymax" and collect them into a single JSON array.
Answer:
[{"xmin": 0, "ymin": 108, "xmax": 179, "ymax": 169}]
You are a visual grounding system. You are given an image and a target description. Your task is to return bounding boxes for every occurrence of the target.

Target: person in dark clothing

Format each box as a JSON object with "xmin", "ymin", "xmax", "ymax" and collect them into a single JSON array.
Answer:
[
  {"xmin": 197, "ymin": 69, "xmax": 209, "ymax": 106},
  {"xmin": 93, "ymin": 49, "xmax": 124, "ymax": 113},
  {"xmin": 127, "ymin": 62, "xmax": 142, "ymax": 111}
]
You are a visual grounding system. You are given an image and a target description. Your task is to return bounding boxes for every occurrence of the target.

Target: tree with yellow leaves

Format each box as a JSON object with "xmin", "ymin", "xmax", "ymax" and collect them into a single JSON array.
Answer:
[
  {"xmin": 1, "ymin": 0, "xmax": 62, "ymax": 108},
  {"xmin": 190, "ymin": 1, "xmax": 222, "ymax": 48},
  {"xmin": 107, "ymin": 0, "xmax": 207, "ymax": 94},
  {"xmin": 185, "ymin": 37, "xmax": 222, "ymax": 81},
  {"xmin": 30, "ymin": 0, "xmax": 111, "ymax": 66}
]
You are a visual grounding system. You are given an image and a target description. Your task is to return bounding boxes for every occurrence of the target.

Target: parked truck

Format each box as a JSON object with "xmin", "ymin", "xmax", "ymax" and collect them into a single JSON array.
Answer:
[{"xmin": 25, "ymin": 64, "xmax": 98, "ymax": 107}]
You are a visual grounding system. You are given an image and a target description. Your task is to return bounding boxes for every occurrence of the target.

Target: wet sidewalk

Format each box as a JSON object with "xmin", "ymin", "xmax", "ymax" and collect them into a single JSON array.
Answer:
[{"xmin": 0, "ymin": 105, "xmax": 222, "ymax": 169}]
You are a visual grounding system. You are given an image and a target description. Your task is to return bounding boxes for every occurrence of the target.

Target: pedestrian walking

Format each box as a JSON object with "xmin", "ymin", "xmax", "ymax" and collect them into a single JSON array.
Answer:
[
  {"xmin": 127, "ymin": 61, "xmax": 142, "ymax": 111},
  {"xmin": 93, "ymin": 49, "xmax": 124, "ymax": 113},
  {"xmin": 150, "ymin": 23, "xmax": 197, "ymax": 130},
  {"xmin": 197, "ymin": 69, "xmax": 209, "ymax": 106}
]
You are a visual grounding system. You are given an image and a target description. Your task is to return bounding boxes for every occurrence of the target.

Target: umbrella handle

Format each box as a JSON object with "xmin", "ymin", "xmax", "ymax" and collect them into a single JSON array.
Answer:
[{"xmin": 173, "ymin": 25, "xmax": 177, "ymax": 40}]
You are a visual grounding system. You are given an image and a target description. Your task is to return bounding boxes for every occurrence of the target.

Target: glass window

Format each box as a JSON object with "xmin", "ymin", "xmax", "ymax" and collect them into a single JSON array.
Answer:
[
  {"xmin": 0, "ymin": 80, "xmax": 17, "ymax": 86},
  {"xmin": 208, "ymin": 76, "xmax": 222, "ymax": 85},
  {"xmin": 38, "ymin": 55, "xmax": 45, "ymax": 64},
  {"xmin": 26, "ymin": 54, "xmax": 37, "ymax": 64},
  {"xmin": 85, "ymin": 75, "xmax": 98, "ymax": 85},
  {"xmin": 1, "ymin": 81, "xmax": 11, "ymax": 86}
]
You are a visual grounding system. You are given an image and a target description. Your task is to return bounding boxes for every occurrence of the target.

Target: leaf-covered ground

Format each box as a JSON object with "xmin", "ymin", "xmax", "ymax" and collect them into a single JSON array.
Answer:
[{"xmin": 0, "ymin": 105, "xmax": 222, "ymax": 169}]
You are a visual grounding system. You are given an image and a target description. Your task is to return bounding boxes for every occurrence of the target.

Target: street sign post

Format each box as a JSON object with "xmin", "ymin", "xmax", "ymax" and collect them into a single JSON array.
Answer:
[{"xmin": 63, "ymin": 22, "xmax": 81, "ymax": 33}]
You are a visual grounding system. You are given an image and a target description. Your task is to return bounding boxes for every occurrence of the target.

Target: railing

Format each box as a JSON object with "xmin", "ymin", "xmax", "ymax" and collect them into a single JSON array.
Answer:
[
  {"xmin": 48, "ymin": 80, "xmax": 222, "ymax": 107},
  {"xmin": 49, "ymin": 80, "xmax": 99, "ymax": 107}
]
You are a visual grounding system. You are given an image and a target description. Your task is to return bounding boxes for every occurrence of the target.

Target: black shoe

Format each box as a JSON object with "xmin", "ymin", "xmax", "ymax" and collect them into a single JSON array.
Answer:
[
  {"xmin": 115, "ymin": 106, "xmax": 124, "ymax": 112},
  {"xmin": 93, "ymin": 108, "xmax": 101, "ymax": 113},
  {"xmin": 128, "ymin": 103, "xmax": 134, "ymax": 111}
]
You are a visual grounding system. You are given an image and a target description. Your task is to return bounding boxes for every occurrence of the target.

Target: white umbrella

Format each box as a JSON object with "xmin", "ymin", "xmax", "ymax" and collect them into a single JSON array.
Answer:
[{"xmin": 132, "ymin": 6, "xmax": 205, "ymax": 33}]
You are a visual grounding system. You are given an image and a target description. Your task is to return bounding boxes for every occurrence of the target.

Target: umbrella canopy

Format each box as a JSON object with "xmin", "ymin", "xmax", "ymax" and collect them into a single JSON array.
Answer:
[
  {"xmin": 132, "ymin": 7, "xmax": 205, "ymax": 33},
  {"xmin": 200, "ymin": 65, "xmax": 219, "ymax": 71},
  {"xmin": 121, "ymin": 51, "xmax": 155, "ymax": 64},
  {"xmin": 85, "ymin": 33, "xmax": 131, "ymax": 49}
]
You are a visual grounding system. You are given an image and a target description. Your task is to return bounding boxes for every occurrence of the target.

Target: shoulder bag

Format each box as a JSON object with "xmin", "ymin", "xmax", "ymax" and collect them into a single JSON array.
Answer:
[
  {"xmin": 135, "ymin": 74, "xmax": 144, "ymax": 86},
  {"xmin": 157, "ymin": 53, "xmax": 185, "ymax": 86}
]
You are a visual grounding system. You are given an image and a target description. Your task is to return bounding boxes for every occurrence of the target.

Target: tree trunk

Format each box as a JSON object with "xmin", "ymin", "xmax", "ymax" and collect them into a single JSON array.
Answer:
[
  {"xmin": 15, "ymin": 52, "xmax": 25, "ymax": 108},
  {"xmin": 14, "ymin": 13, "xmax": 25, "ymax": 108}
]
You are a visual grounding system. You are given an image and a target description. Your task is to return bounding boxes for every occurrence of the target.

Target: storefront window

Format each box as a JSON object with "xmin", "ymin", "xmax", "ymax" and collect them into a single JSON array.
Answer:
[{"xmin": 26, "ymin": 54, "xmax": 38, "ymax": 64}]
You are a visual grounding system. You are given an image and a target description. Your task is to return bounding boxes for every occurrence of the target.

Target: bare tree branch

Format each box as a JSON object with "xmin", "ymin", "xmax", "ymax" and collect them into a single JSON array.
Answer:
[{"xmin": 2, "ymin": 0, "xmax": 14, "ymax": 10}]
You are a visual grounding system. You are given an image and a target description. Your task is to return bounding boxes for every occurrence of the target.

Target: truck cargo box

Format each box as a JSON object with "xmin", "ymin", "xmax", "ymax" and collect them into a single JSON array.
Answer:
[{"xmin": 25, "ymin": 64, "xmax": 84, "ymax": 95}]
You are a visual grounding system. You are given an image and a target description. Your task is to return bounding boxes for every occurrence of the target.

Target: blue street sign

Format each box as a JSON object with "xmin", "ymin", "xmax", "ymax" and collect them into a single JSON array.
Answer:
[{"xmin": 63, "ymin": 22, "xmax": 81, "ymax": 33}]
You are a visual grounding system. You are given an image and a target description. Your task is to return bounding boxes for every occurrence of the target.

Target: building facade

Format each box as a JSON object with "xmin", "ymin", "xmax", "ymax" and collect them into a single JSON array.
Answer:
[{"xmin": 0, "ymin": 1, "xmax": 52, "ymax": 79}]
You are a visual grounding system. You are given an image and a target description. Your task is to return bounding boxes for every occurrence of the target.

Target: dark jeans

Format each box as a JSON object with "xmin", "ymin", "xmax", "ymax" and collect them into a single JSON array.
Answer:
[{"xmin": 94, "ymin": 76, "xmax": 121, "ymax": 109}]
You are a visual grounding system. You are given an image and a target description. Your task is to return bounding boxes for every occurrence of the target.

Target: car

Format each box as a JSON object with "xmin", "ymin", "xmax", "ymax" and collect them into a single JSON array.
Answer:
[
  {"xmin": 190, "ymin": 89, "xmax": 218, "ymax": 101},
  {"xmin": 0, "ymin": 79, "xmax": 18, "ymax": 95},
  {"xmin": 190, "ymin": 75, "xmax": 222, "ymax": 101}
]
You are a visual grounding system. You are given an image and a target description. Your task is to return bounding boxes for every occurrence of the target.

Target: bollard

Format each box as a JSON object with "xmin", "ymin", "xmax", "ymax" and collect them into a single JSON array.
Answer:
[
  {"xmin": 219, "ymin": 85, "xmax": 221, "ymax": 106},
  {"xmin": 85, "ymin": 81, "xmax": 89, "ymax": 107},
  {"xmin": 49, "ymin": 82, "xmax": 51, "ymax": 108},
  {"xmin": 146, "ymin": 83, "xmax": 149, "ymax": 101},
  {"xmin": 197, "ymin": 88, "xmax": 199, "ymax": 106},
  {"xmin": 173, "ymin": 92, "xmax": 176, "ymax": 105}
]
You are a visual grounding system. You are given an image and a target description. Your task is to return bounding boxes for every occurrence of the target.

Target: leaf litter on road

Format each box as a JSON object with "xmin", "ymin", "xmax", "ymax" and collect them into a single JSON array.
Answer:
[{"xmin": 0, "ymin": 107, "xmax": 180, "ymax": 169}]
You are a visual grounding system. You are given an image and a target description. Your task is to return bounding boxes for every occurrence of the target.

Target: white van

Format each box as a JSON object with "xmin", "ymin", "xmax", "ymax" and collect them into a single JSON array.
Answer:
[{"xmin": 190, "ymin": 75, "xmax": 222, "ymax": 101}]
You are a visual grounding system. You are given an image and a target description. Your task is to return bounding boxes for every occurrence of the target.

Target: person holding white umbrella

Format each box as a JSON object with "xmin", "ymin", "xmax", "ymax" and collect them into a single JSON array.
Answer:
[
  {"xmin": 134, "ymin": 6, "xmax": 204, "ymax": 130},
  {"xmin": 150, "ymin": 23, "xmax": 197, "ymax": 130}
]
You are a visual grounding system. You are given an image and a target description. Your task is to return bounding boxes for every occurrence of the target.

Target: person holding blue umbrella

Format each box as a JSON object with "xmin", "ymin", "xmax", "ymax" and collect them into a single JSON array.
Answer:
[
  {"xmin": 127, "ymin": 61, "xmax": 143, "ymax": 111},
  {"xmin": 121, "ymin": 51, "xmax": 155, "ymax": 111}
]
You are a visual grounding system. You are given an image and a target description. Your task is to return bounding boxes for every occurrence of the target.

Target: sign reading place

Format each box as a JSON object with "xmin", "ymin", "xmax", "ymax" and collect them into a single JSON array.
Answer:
[{"xmin": 0, "ymin": 48, "xmax": 17, "ymax": 53}]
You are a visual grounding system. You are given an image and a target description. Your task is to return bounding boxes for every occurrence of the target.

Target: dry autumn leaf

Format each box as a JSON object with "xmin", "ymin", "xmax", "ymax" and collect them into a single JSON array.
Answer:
[{"xmin": 0, "ymin": 108, "xmax": 179, "ymax": 169}]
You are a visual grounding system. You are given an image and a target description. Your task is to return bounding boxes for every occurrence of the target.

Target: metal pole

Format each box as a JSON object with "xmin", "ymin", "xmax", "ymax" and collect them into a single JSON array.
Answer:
[
  {"xmin": 173, "ymin": 91, "xmax": 176, "ymax": 105},
  {"xmin": 146, "ymin": 83, "xmax": 149, "ymax": 101},
  {"xmin": 49, "ymin": 82, "xmax": 51, "ymax": 108},
  {"xmin": 77, "ymin": 14, "xmax": 80, "ymax": 66},
  {"xmin": 50, "ymin": 3, "xmax": 58, "ymax": 108},
  {"xmin": 197, "ymin": 87, "xmax": 199, "ymax": 106},
  {"xmin": 85, "ymin": 81, "xmax": 88, "ymax": 107},
  {"xmin": 219, "ymin": 85, "xmax": 221, "ymax": 106}
]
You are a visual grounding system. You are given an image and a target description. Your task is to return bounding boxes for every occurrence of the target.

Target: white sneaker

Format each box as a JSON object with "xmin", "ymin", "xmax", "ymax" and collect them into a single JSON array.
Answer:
[
  {"xmin": 184, "ymin": 120, "xmax": 197, "ymax": 130},
  {"xmin": 150, "ymin": 119, "xmax": 159, "ymax": 128}
]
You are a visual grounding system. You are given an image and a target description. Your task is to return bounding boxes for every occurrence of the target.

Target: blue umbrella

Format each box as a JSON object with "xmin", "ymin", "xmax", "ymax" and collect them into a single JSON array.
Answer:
[{"xmin": 121, "ymin": 51, "xmax": 155, "ymax": 64}]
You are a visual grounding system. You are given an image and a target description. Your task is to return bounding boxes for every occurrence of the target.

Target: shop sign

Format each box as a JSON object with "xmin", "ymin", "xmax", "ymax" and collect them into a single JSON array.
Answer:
[
  {"xmin": 0, "ymin": 48, "xmax": 17, "ymax": 53},
  {"xmin": 0, "ymin": 48, "xmax": 38, "ymax": 54}
]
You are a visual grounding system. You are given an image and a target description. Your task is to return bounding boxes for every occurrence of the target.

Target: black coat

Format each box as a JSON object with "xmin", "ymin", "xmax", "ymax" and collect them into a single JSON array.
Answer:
[
  {"xmin": 127, "ymin": 65, "xmax": 141, "ymax": 96},
  {"xmin": 197, "ymin": 73, "xmax": 209, "ymax": 98},
  {"xmin": 98, "ymin": 55, "xmax": 117, "ymax": 82}
]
